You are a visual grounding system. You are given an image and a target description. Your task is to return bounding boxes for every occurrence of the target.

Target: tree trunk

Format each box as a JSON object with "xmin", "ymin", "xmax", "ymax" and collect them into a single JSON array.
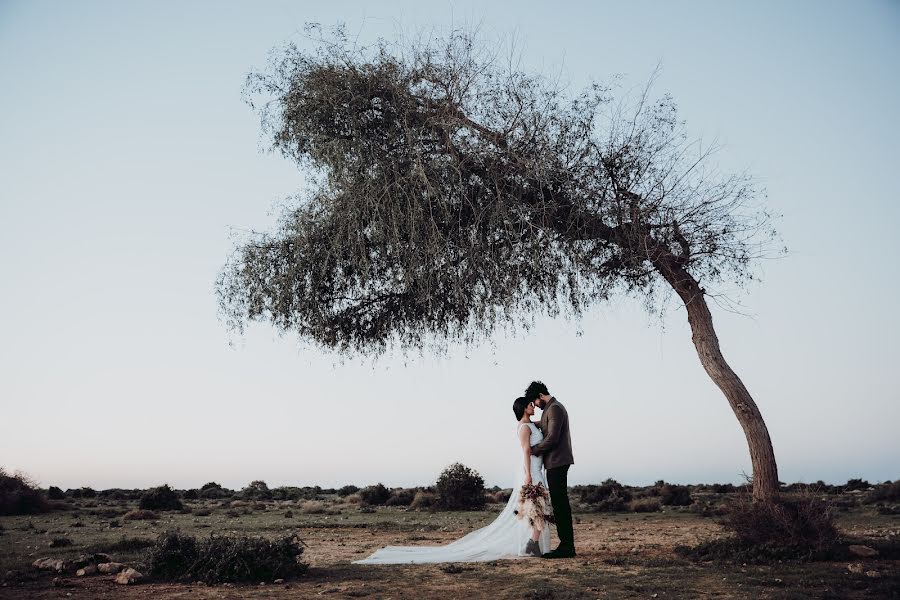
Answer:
[{"xmin": 654, "ymin": 258, "xmax": 780, "ymax": 502}]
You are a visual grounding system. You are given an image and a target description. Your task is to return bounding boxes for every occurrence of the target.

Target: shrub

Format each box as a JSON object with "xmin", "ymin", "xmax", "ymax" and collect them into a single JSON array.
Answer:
[
  {"xmin": 146, "ymin": 530, "xmax": 308, "ymax": 583},
  {"xmin": 410, "ymin": 490, "xmax": 436, "ymax": 511},
  {"xmin": 843, "ymin": 478, "xmax": 871, "ymax": 492},
  {"xmin": 140, "ymin": 485, "xmax": 183, "ymax": 511},
  {"xmin": 80, "ymin": 487, "xmax": 97, "ymax": 498},
  {"xmin": 337, "ymin": 485, "xmax": 360, "ymax": 497},
  {"xmin": 574, "ymin": 479, "xmax": 632, "ymax": 512},
  {"xmin": 298, "ymin": 500, "xmax": 327, "ymax": 514},
  {"xmin": 200, "ymin": 487, "xmax": 226, "ymax": 499},
  {"xmin": 489, "ymin": 489, "xmax": 512, "ymax": 504},
  {"xmin": 708, "ymin": 483, "xmax": 736, "ymax": 494},
  {"xmin": 0, "ymin": 468, "xmax": 49, "ymax": 515},
  {"xmin": 182, "ymin": 489, "xmax": 199, "ymax": 500},
  {"xmin": 123, "ymin": 509, "xmax": 159, "ymax": 521},
  {"xmin": 359, "ymin": 484, "xmax": 391, "ymax": 506},
  {"xmin": 241, "ymin": 480, "xmax": 272, "ymax": 500},
  {"xmin": 628, "ymin": 498, "xmax": 661, "ymax": 513},
  {"xmin": 47, "ymin": 486, "xmax": 65, "ymax": 500},
  {"xmin": 866, "ymin": 480, "xmax": 900, "ymax": 504},
  {"xmin": 49, "ymin": 537, "xmax": 73, "ymax": 547},
  {"xmin": 720, "ymin": 495, "xmax": 838, "ymax": 554},
  {"xmin": 385, "ymin": 488, "xmax": 416, "ymax": 507},
  {"xmin": 435, "ymin": 463, "xmax": 486, "ymax": 511},
  {"xmin": 653, "ymin": 482, "xmax": 693, "ymax": 506}
]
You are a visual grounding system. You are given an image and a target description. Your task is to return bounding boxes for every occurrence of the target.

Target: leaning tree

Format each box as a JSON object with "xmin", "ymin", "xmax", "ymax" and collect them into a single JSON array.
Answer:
[{"xmin": 219, "ymin": 29, "xmax": 781, "ymax": 502}]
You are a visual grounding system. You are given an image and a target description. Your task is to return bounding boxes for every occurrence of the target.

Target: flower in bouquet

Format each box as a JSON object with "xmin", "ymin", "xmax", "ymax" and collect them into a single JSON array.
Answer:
[{"xmin": 513, "ymin": 482, "xmax": 555, "ymax": 531}]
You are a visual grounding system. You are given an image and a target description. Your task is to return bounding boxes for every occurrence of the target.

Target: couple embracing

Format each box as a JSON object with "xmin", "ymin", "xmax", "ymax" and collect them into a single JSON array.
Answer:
[{"xmin": 355, "ymin": 381, "xmax": 575, "ymax": 564}]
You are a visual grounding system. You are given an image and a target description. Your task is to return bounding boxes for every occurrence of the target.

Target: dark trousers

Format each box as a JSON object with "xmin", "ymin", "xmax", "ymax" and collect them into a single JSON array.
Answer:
[{"xmin": 546, "ymin": 465, "xmax": 574, "ymax": 550}]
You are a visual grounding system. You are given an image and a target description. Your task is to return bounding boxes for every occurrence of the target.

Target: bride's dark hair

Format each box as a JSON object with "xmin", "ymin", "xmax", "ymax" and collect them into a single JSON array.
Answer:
[{"xmin": 512, "ymin": 396, "xmax": 531, "ymax": 421}]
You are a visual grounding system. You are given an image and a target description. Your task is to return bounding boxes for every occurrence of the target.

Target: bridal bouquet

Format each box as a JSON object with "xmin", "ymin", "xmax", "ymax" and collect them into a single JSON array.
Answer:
[{"xmin": 514, "ymin": 482, "xmax": 555, "ymax": 531}]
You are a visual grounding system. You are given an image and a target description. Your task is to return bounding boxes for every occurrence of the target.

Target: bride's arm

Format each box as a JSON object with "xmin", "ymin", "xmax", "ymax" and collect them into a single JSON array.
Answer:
[{"xmin": 518, "ymin": 425, "xmax": 533, "ymax": 486}]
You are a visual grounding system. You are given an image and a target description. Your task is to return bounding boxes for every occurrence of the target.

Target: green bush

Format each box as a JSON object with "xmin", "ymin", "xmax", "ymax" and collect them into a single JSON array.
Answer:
[
  {"xmin": 140, "ymin": 485, "xmax": 183, "ymax": 511},
  {"xmin": 47, "ymin": 486, "xmax": 65, "ymax": 500},
  {"xmin": 435, "ymin": 463, "xmax": 486, "ymax": 511},
  {"xmin": 200, "ymin": 483, "xmax": 227, "ymax": 499},
  {"xmin": 843, "ymin": 478, "xmax": 871, "ymax": 492},
  {"xmin": 0, "ymin": 468, "xmax": 48, "ymax": 516},
  {"xmin": 359, "ymin": 483, "xmax": 391, "ymax": 506},
  {"xmin": 866, "ymin": 480, "xmax": 900, "ymax": 504},
  {"xmin": 652, "ymin": 481, "xmax": 693, "ymax": 506},
  {"xmin": 574, "ymin": 479, "xmax": 632, "ymax": 512},
  {"xmin": 146, "ymin": 530, "xmax": 308, "ymax": 583},
  {"xmin": 337, "ymin": 485, "xmax": 360, "ymax": 497},
  {"xmin": 628, "ymin": 498, "xmax": 662, "ymax": 513},
  {"xmin": 241, "ymin": 480, "xmax": 272, "ymax": 500},
  {"xmin": 385, "ymin": 488, "xmax": 416, "ymax": 507}
]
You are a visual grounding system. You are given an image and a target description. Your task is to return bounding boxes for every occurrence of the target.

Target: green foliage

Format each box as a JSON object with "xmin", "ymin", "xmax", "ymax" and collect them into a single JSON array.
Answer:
[
  {"xmin": 359, "ymin": 484, "xmax": 391, "ymax": 506},
  {"xmin": 574, "ymin": 479, "xmax": 632, "ymax": 512},
  {"xmin": 146, "ymin": 530, "xmax": 308, "ymax": 584},
  {"xmin": 140, "ymin": 485, "xmax": 183, "ymax": 511},
  {"xmin": 652, "ymin": 481, "xmax": 693, "ymax": 506},
  {"xmin": 385, "ymin": 488, "xmax": 417, "ymax": 507},
  {"xmin": 435, "ymin": 463, "xmax": 486, "ymax": 511},
  {"xmin": 0, "ymin": 468, "xmax": 48, "ymax": 516},
  {"xmin": 865, "ymin": 480, "xmax": 900, "ymax": 503},
  {"xmin": 843, "ymin": 478, "xmax": 871, "ymax": 492},
  {"xmin": 241, "ymin": 480, "xmax": 272, "ymax": 500},
  {"xmin": 337, "ymin": 485, "xmax": 360, "ymax": 497},
  {"xmin": 47, "ymin": 486, "xmax": 65, "ymax": 500}
]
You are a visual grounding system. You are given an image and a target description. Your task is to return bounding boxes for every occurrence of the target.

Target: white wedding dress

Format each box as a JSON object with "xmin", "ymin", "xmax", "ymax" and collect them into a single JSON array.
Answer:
[{"xmin": 354, "ymin": 422, "xmax": 552, "ymax": 564}]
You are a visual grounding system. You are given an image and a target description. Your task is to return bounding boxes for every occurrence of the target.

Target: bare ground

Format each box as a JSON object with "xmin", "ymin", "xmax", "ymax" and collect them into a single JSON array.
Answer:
[{"xmin": 1, "ymin": 501, "xmax": 898, "ymax": 599}]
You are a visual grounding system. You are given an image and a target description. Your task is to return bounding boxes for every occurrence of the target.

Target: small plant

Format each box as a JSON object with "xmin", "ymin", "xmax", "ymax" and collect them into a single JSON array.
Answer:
[
  {"xmin": 359, "ymin": 484, "xmax": 392, "ymax": 506},
  {"xmin": 146, "ymin": 530, "xmax": 308, "ymax": 583},
  {"xmin": 435, "ymin": 463, "xmax": 486, "ymax": 511}
]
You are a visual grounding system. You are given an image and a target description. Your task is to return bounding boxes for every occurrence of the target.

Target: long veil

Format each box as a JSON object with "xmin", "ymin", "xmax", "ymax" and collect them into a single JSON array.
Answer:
[{"xmin": 353, "ymin": 426, "xmax": 551, "ymax": 564}]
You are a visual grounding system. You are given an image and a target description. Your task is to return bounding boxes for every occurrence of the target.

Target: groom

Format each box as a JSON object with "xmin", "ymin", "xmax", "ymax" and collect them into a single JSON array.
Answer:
[{"xmin": 526, "ymin": 381, "xmax": 576, "ymax": 559}]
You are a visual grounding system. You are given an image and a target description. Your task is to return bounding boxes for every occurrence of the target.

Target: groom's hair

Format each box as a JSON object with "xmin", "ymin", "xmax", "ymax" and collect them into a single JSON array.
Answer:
[
  {"xmin": 512, "ymin": 396, "xmax": 531, "ymax": 421},
  {"xmin": 524, "ymin": 381, "xmax": 549, "ymax": 402}
]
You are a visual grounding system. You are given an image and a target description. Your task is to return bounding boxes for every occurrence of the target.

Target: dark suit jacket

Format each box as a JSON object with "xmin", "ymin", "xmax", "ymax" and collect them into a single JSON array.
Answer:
[{"xmin": 530, "ymin": 397, "xmax": 574, "ymax": 470}]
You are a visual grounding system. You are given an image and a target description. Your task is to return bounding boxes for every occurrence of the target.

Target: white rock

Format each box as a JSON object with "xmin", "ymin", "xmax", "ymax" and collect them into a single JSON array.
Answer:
[
  {"xmin": 97, "ymin": 562, "xmax": 125, "ymax": 574},
  {"xmin": 114, "ymin": 568, "xmax": 143, "ymax": 585}
]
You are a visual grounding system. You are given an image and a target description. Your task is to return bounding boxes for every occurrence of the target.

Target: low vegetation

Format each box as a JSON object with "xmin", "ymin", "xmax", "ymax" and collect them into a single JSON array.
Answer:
[{"xmin": 146, "ymin": 529, "xmax": 308, "ymax": 584}]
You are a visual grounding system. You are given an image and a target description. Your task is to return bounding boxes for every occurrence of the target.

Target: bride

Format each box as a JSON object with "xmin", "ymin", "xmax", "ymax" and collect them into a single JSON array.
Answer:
[{"xmin": 353, "ymin": 397, "xmax": 552, "ymax": 564}]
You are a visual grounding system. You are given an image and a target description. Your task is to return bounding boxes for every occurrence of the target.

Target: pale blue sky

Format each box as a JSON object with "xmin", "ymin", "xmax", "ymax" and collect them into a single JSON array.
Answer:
[{"xmin": 1, "ymin": 1, "xmax": 898, "ymax": 491}]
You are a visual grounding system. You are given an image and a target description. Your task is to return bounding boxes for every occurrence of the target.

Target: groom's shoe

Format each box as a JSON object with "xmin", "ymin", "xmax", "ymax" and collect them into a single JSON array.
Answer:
[
  {"xmin": 541, "ymin": 545, "xmax": 577, "ymax": 559},
  {"xmin": 524, "ymin": 539, "xmax": 542, "ymax": 557}
]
